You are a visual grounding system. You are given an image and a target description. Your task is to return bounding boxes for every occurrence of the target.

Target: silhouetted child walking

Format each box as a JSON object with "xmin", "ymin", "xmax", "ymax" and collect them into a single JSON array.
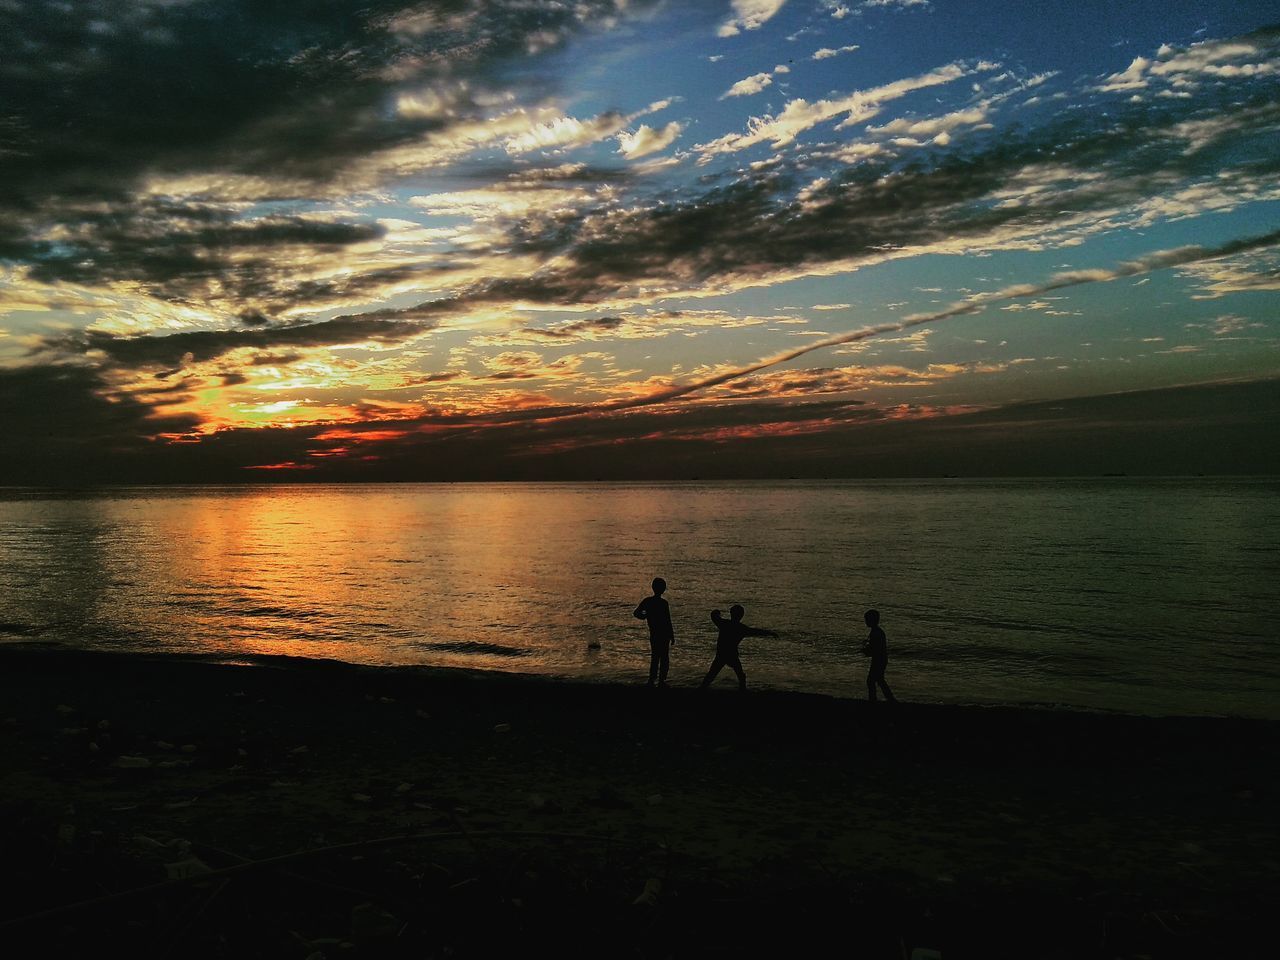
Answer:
[
  {"xmin": 699, "ymin": 604, "xmax": 777, "ymax": 692},
  {"xmin": 863, "ymin": 609, "xmax": 897, "ymax": 702},
  {"xmin": 634, "ymin": 577, "xmax": 674, "ymax": 687}
]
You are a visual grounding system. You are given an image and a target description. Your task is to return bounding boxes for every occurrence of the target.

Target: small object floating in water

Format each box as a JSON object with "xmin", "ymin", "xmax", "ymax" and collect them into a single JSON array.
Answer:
[{"xmin": 587, "ymin": 641, "xmax": 602, "ymax": 651}]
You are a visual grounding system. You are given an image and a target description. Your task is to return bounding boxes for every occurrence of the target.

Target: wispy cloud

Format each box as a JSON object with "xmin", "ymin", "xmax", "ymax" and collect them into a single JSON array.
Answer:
[
  {"xmin": 697, "ymin": 62, "xmax": 975, "ymax": 154},
  {"xmin": 812, "ymin": 45, "xmax": 859, "ymax": 60},
  {"xmin": 718, "ymin": 0, "xmax": 788, "ymax": 38},
  {"xmin": 618, "ymin": 122, "xmax": 685, "ymax": 158}
]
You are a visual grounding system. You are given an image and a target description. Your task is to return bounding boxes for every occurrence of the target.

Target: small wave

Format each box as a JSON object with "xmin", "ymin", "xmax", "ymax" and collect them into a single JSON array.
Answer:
[
  {"xmin": 909, "ymin": 641, "xmax": 1107, "ymax": 665},
  {"xmin": 0, "ymin": 621, "xmax": 41, "ymax": 636},
  {"xmin": 421, "ymin": 640, "xmax": 528, "ymax": 658}
]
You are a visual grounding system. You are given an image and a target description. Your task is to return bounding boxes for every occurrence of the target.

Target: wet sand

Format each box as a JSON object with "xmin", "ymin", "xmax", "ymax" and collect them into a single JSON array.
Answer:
[{"xmin": 1, "ymin": 645, "xmax": 1276, "ymax": 958}]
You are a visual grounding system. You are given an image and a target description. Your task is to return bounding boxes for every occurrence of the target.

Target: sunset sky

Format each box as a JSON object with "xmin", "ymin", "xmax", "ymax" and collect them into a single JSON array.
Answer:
[{"xmin": 2, "ymin": 0, "xmax": 1278, "ymax": 481}]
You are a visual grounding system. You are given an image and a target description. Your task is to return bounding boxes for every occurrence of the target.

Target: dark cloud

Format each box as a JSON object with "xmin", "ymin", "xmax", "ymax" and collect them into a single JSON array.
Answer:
[
  {"xmin": 0, "ymin": 1, "xmax": 641, "ymax": 203},
  {"xmin": 0, "ymin": 0, "xmax": 654, "ymax": 309},
  {"xmin": 504, "ymin": 316, "xmax": 630, "ymax": 341},
  {"xmin": 366, "ymin": 56, "xmax": 1280, "ymax": 315},
  {"xmin": 194, "ymin": 376, "xmax": 1280, "ymax": 481},
  {"xmin": 20, "ymin": 207, "xmax": 387, "ymax": 293},
  {"xmin": 7, "ymin": 374, "xmax": 1275, "ymax": 484},
  {"xmin": 0, "ymin": 364, "xmax": 202, "ymax": 482},
  {"xmin": 44, "ymin": 316, "xmax": 432, "ymax": 371}
]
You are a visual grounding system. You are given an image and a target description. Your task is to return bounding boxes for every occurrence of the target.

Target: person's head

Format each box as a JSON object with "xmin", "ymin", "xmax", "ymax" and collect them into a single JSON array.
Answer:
[
  {"xmin": 729, "ymin": 604, "xmax": 745, "ymax": 621},
  {"xmin": 864, "ymin": 609, "xmax": 880, "ymax": 627},
  {"xmin": 652, "ymin": 577, "xmax": 666, "ymax": 595}
]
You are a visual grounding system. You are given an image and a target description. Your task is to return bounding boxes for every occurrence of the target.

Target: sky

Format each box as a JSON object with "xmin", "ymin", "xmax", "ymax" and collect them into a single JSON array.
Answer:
[{"xmin": 1, "ymin": 0, "xmax": 1278, "ymax": 482}]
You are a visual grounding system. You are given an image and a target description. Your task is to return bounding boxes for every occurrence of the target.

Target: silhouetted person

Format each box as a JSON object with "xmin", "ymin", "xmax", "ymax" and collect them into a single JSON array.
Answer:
[
  {"xmin": 699, "ymin": 604, "xmax": 777, "ymax": 692},
  {"xmin": 863, "ymin": 609, "xmax": 897, "ymax": 703},
  {"xmin": 634, "ymin": 577, "xmax": 674, "ymax": 687}
]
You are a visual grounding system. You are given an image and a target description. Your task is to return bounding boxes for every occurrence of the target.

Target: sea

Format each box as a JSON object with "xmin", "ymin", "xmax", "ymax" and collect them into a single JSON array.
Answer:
[{"xmin": 1, "ymin": 479, "xmax": 1277, "ymax": 718}]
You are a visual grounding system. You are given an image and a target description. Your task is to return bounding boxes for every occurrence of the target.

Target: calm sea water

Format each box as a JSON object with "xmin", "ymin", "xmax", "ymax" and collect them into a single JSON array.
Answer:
[{"xmin": 1, "ymin": 480, "xmax": 1277, "ymax": 718}]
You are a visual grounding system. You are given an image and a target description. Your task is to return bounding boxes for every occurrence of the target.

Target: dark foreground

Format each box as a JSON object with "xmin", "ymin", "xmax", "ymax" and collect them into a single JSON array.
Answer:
[{"xmin": 0, "ymin": 647, "xmax": 1276, "ymax": 959}]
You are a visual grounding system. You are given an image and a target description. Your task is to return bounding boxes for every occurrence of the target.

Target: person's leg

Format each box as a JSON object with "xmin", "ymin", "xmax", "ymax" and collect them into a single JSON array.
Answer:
[
  {"xmin": 728, "ymin": 654, "xmax": 747, "ymax": 692},
  {"xmin": 658, "ymin": 638, "xmax": 670, "ymax": 685},
  {"xmin": 700, "ymin": 655, "xmax": 725, "ymax": 689},
  {"xmin": 648, "ymin": 637, "xmax": 660, "ymax": 686},
  {"xmin": 877, "ymin": 677, "xmax": 896, "ymax": 703},
  {"xmin": 869, "ymin": 660, "xmax": 888, "ymax": 701}
]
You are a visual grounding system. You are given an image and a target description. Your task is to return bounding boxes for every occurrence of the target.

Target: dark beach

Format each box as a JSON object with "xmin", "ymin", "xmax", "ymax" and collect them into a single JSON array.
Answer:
[{"xmin": 1, "ymin": 646, "xmax": 1276, "ymax": 958}]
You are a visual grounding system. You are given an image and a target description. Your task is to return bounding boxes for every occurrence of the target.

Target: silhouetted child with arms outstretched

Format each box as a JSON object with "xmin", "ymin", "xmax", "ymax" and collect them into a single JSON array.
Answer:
[
  {"xmin": 699, "ymin": 604, "xmax": 777, "ymax": 692},
  {"xmin": 862, "ymin": 609, "xmax": 897, "ymax": 703},
  {"xmin": 634, "ymin": 577, "xmax": 674, "ymax": 688}
]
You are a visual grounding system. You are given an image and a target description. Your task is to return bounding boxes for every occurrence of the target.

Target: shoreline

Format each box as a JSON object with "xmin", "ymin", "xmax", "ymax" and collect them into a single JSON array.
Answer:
[
  {"xmin": 2, "ymin": 645, "xmax": 1277, "ymax": 956},
  {"xmin": 2, "ymin": 639, "xmax": 1266, "ymax": 723}
]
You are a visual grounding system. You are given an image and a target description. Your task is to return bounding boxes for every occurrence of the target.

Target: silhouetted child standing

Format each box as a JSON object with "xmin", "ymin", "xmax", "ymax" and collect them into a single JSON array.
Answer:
[
  {"xmin": 634, "ymin": 577, "xmax": 675, "ymax": 687},
  {"xmin": 863, "ymin": 609, "xmax": 897, "ymax": 703},
  {"xmin": 699, "ymin": 604, "xmax": 777, "ymax": 692}
]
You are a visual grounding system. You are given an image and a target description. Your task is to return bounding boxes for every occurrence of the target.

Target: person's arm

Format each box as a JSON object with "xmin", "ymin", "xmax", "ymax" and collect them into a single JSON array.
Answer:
[
  {"xmin": 710, "ymin": 609, "xmax": 723, "ymax": 625},
  {"xmin": 633, "ymin": 598, "xmax": 648, "ymax": 620},
  {"xmin": 743, "ymin": 625, "xmax": 778, "ymax": 638}
]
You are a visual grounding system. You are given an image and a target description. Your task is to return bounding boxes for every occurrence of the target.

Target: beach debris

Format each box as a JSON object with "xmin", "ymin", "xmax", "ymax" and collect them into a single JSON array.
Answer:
[
  {"xmin": 632, "ymin": 878, "xmax": 662, "ymax": 907},
  {"xmin": 645, "ymin": 793, "xmax": 664, "ymax": 806},
  {"xmin": 526, "ymin": 793, "xmax": 563, "ymax": 814},
  {"xmin": 132, "ymin": 835, "xmax": 193, "ymax": 859},
  {"xmin": 165, "ymin": 856, "xmax": 213, "ymax": 880},
  {"xmin": 493, "ymin": 722, "xmax": 512, "ymax": 734},
  {"xmin": 113, "ymin": 755, "xmax": 152, "ymax": 769}
]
